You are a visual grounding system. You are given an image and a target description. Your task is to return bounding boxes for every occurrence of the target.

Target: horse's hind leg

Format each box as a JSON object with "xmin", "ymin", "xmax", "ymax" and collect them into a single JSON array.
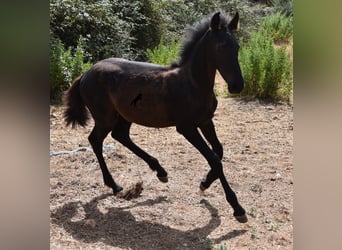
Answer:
[
  {"xmin": 111, "ymin": 117, "xmax": 168, "ymax": 182},
  {"xmin": 88, "ymin": 124, "xmax": 123, "ymax": 194},
  {"xmin": 199, "ymin": 120, "xmax": 222, "ymax": 190}
]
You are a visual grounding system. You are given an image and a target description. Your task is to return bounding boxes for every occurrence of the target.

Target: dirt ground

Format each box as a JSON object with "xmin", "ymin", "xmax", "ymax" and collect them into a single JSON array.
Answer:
[{"xmin": 50, "ymin": 84, "xmax": 293, "ymax": 249}]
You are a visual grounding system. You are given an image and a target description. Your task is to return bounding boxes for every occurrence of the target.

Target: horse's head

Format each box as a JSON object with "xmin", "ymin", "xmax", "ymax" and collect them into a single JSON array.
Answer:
[{"xmin": 208, "ymin": 12, "xmax": 244, "ymax": 94}]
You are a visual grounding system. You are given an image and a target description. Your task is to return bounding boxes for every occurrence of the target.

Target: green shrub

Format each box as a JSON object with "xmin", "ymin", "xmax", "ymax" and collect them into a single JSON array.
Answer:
[
  {"xmin": 270, "ymin": 0, "xmax": 293, "ymax": 17},
  {"xmin": 50, "ymin": 40, "xmax": 71, "ymax": 101},
  {"xmin": 239, "ymin": 30, "xmax": 292, "ymax": 101},
  {"xmin": 129, "ymin": 0, "xmax": 164, "ymax": 60},
  {"xmin": 146, "ymin": 39, "xmax": 179, "ymax": 66},
  {"xmin": 50, "ymin": 0, "xmax": 164, "ymax": 62},
  {"xmin": 237, "ymin": 12, "xmax": 293, "ymax": 101},
  {"xmin": 50, "ymin": 0, "xmax": 134, "ymax": 62},
  {"xmin": 50, "ymin": 37, "xmax": 91, "ymax": 102},
  {"xmin": 260, "ymin": 12, "xmax": 293, "ymax": 43}
]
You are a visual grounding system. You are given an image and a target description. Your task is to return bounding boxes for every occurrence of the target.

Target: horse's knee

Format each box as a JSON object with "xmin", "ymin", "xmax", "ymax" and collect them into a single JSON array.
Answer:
[
  {"xmin": 209, "ymin": 153, "xmax": 221, "ymax": 166},
  {"xmin": 213, "ymin": 144, "xmax": 223, "ymax": 160},
  {"xmin": 209, "ymin": 155, "xmax": 224, "ymax": 176}
]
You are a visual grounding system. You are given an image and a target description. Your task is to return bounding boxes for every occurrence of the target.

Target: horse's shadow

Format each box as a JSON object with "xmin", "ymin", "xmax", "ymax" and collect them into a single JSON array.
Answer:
[{"xmin": 51, "ymin": 194, "xmax": 246, "ymax": 249}]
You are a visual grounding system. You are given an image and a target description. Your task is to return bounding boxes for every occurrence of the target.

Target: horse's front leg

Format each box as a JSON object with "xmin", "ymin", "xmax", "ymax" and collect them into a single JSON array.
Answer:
[
  {"xmin": 176, "ymin": 125, "xmax": 247, "ymax": 223},
  {"xmin": 199, "ymin": 120, "xmax": 223, "ymax": 190}
]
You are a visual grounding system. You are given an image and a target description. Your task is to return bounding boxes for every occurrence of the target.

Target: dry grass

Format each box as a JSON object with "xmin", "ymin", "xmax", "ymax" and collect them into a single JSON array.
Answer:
[{"xmin": 50, "ymin": 97, "xmax": 293, "ymax": 249}]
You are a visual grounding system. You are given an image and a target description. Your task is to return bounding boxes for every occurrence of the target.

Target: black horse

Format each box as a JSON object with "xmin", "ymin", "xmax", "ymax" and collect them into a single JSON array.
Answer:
[{"xmin": 64, "ymin": 12, "xmax": 247, "ymax": 223}]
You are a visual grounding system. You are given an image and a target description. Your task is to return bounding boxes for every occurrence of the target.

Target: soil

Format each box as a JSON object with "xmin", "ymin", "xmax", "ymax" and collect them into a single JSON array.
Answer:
[{"xmin": 50, "ymin": 83, "xmax": 293, "ymax": 249}]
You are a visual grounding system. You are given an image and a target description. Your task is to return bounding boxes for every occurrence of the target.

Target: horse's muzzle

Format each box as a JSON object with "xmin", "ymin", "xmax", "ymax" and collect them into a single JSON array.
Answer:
[{"xmin": 228, "ymin": 81, "xmax": 244, "ymax": 94}]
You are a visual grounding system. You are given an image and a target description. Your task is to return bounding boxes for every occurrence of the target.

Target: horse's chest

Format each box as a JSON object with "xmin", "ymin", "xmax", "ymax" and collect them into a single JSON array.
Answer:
[{"xmin": 175, "ymin": 95, "xmax": 217, "ymax": 126}]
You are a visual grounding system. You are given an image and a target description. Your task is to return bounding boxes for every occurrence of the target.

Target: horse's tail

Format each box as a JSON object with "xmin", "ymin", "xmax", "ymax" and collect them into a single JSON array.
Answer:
[{"xmin": 63, "ymin": 75, "xmax": 89, "ymax": 128}]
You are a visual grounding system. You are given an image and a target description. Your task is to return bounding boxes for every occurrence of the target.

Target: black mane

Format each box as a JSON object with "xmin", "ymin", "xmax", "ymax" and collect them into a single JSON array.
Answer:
[{"xmin": 177, "ymin": 11, "xmax": 230, "ymax": 66}]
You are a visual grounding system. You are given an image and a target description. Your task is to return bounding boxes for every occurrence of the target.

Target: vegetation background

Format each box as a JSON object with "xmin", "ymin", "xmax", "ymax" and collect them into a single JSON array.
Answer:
[{"xmin": 50, "ymin": 0, "xmax": 293, "ymax": 103}]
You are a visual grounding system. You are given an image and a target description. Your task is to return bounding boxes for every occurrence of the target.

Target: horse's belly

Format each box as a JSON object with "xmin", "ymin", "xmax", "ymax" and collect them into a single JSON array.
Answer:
[
  {"xmin": 129, "ymin": 110, "xmax": 174, "ymax": 128},
  {"xmin": 119, "ymin": 107, "xmax": 174, "ymax": 128},
  {"xmin": 114, "ymin": 94, "xmax": 174, "ymax": 128}
]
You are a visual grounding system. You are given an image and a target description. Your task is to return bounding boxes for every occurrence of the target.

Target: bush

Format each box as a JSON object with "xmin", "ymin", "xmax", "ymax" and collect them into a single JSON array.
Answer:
[
  {"xmin": 50, "ymin": 37, "xmax": 91, "ymax": 102},
  {"xmin": 49, "ymin": 0, "xmax": 284, "ymax": 64},
  {"xmin": 146, "ymin": 39, "xmax": 180, "ymax": 65},
  {"xmin": 128, "ymin": 0, "xmax": 164, "ymax": 60},
  {"xmin": 49, "ymin": 0, "xmax": 293, "ymax": 102},
  {"xmin": 260, "ymin": 12, "xmax": 293, "ymax": 43},
  {"xmin": 50, "ymin": 0, "xmax": 164, "ymax": 62},
  {"xmin": 239, "ymin": 29, "xmax": 292, "ymax": 101},
  {"xmin": 50, "ymin": 0, "xmax": 136, "ymax": 62},
  {"xmin": 237, "ymin": 12, "xmax": 292, "ymax": 101},
  {"xmin": 270, "ymin": 0, "xmax": 293, "ymax": 17}
]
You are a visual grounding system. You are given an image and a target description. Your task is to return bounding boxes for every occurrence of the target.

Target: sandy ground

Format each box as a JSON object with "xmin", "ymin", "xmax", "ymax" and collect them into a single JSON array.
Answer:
[{"xmin": 50, "ymin": 90, "xmax": 293, "ymax": 249}]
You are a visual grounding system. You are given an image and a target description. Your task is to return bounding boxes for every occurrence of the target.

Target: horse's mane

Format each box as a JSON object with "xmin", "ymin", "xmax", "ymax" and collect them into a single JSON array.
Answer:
[{"xmin": 176, "ymin": 11, "xmax": 230, "ymax": 67}]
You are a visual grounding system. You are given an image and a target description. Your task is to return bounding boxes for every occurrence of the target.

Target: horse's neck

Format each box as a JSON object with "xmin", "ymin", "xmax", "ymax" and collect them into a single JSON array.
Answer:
[{"xmin": 189, "ymin": 41, "xmax": 216, "ymax": 95}]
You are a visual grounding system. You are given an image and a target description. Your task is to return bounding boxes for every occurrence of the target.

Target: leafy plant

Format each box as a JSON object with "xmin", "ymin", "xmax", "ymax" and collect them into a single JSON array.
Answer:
[
  {"xmin": 50, "ymin": 37, "xmax": 91, "ymax": 102},
  {"xmin": 260, "ymin": 12, "xmax": 293, "ymax": 43},
  {"xmin": 50, "ymin": 0, "xmax": 136, "ymax": 61},
  {"xmin": 50, "ymin": 0, "xmax": 166, "ymax": 62},
  {"xmin": 146, "ymin": 39, "xmax": 179, "ymax": 65},
  {"xmin": 239, "ymin": 28, "xmax": 292, "ymax": 101},
  {"xmin": 270, "ymin": 0, "xmax": 293, "ymax": 17}
]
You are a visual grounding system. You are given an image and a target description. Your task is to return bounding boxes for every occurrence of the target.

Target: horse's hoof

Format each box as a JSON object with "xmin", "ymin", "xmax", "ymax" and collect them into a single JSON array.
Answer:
[
  {"xmin": 234, "ymin": 214, "xmax": 248, "ymax": 223},
  {"xmin": 200, "ymin": 183, "xmax": 206, "ymax": 191},
  {"xmin": 158, "ymin": 176, "xmax": 168, "ymax": 183},
  {"xmin": 112, "ymin": 185, "xmax": 123, "ymax": 194},
  {"xmin": 200, "ymin": 181, "xmax": 210, "ymax": 191}
]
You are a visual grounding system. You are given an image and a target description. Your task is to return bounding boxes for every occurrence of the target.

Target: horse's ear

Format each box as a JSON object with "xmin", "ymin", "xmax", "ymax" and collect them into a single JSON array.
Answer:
[
  {"xmin": 228, "ymin": 12, "xmax": 240, "ymax": 31},
  {"xmin": 211, "ymin": 12, "xmax": 221, "ymax": 30}
]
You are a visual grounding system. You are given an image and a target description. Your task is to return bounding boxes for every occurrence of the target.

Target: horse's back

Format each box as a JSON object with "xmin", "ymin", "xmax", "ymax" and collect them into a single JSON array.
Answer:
[
  {"xmin": 80, "ymin": 58, "xmax": 170, "ymax": 93},
  {"xmin": 79, "ymin": 58, "xmax": 177, "ymax": 127},
  {"xmin": 96, "ymin": 58, "xmax": 167, "ymax": 74}
]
